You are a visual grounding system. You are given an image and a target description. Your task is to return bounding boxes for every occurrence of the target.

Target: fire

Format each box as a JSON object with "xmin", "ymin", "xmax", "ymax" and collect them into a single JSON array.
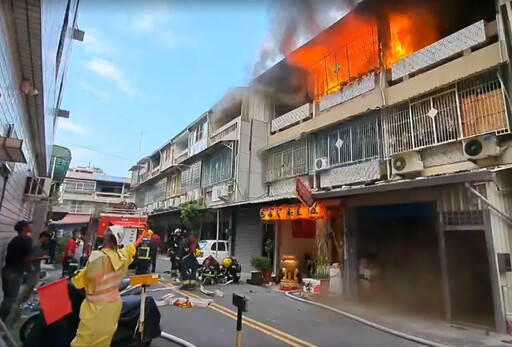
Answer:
[
  {"xmin": 282, "ymin": 7, "xmax": 440, "ymax": 101},
  {"xmin": 386, "ymin": 12, "xmax": 440, "ymax": 68}
]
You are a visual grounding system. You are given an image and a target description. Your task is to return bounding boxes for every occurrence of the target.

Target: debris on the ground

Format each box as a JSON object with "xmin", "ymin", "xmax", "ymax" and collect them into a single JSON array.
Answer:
[
  {"xmin": 215, "ymin": 290, "xmax": 224, "ymax": 298},
  {"xmin": 170, "ymin": 297, "xmax": 212, "ymax": 308},
  {"xmin": 200, "ymin": 285, "xmax": 215, "ymax": 296},
  {"xmin": 155, "ymin": 293, "xmax": 175, "ymax": 307}
]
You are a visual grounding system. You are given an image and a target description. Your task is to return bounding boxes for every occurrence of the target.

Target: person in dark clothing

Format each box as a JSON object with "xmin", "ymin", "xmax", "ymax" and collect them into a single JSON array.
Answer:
[
  {"xmin": 150, "ymin": 232, "xmax": 161, "ymax": 273},
  {"xmin": 168, "ymin": 229, "xmax": 182, "ymax": 277},
  {"xmin": 176, "ymin": 230, "xmax": 197, "ymax": 290},
  {"xmin": 0, "ymin": 220, "xmax": 34, "ymax": 322},
  {"xmin": 135, "ymin": 230, "xmax": 155, "ymax": 275},
  {"xmin": 47, "ymin": 231, "xmax": 57, "ymax": 264}
]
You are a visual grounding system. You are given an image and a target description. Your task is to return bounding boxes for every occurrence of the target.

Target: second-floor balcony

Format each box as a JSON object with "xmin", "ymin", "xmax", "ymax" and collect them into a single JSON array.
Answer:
[
  {"xmin": 175, "ymin": 148, "xmax": 188, "ymax": 164},
  {"xmin": 62, "ymin": 190, "xmax": 132, "ymax": 203},
  {"xmin": 271, "ymin": 103, "xmax": 313, "ymax": 133}
]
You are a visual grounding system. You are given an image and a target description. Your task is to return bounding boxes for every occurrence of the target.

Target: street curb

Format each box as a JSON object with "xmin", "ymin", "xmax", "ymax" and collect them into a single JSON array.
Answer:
[{"xmin": 284, "ymin": 292, "xmax": 450, "ymax": 347}]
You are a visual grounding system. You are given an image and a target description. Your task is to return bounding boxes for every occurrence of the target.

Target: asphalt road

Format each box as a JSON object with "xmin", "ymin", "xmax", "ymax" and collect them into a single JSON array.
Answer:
[{"xmin": 150, "ymin": 258, "xmax": 423, "ymax": 347}]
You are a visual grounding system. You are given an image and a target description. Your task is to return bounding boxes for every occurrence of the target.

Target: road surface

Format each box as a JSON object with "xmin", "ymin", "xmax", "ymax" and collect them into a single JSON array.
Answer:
[{"xmin": 150, "ymin": 258, "xmax": 423, "ymax": 347}]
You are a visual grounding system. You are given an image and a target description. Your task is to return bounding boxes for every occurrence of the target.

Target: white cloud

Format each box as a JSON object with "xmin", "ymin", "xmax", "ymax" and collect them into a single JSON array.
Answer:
[
  {"xmin": 83, "ymin": 58, "xmax": 136, "ymax": 96},
  {"xmin": 57, "ymin": 119, "xmax": 87, "ymax": 136},
  {"xmin": 83, "ymin": 27, "xmax": 121, "ymax": 57},
  {"xmin": 127, "ymin": 11, "xmax": 191, "ymax": 48}
]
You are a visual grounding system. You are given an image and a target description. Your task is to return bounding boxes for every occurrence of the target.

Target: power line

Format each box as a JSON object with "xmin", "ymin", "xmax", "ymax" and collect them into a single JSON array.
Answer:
[{"xmin": 56, "ymin": 139, "xmax": 136, "ymax": 162}]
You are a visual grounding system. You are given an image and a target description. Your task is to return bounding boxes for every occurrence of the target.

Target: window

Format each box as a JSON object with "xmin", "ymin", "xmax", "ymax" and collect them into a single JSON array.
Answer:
[
  {"xmin": 198, "ymin": 241, "xmax": 208, "ymax": 249},
  {"xmin": 70, "ymin": 201, "xmax": 84, "ymax": 213},
  {"xmin": 167, "ymin": 174, "xmax": 179, "ymax": 197},
  {"xmin": 315, "ymin": 115, "xmax": 380, "ymax": 168},
  {"xmin": 180, "ymin": 162, "xmax": 202, "ymax": 194},
  {"xmin": 195, "ymin": 125, "xmax": 203, "ymax": 142},
  {"xmin": 265, "ymin": 139, "xmax": 308, "ymax": 182},
  {"xmin": 211, "ymin": 242, "xmax": 226, "ymax": 252},
  {"xmin": 64, "ymin": 180, "xmax": 95, "ymax": 193},
  {"xmin": 202, "ymin": 147, "xmax": 233, "ymax": 187}
]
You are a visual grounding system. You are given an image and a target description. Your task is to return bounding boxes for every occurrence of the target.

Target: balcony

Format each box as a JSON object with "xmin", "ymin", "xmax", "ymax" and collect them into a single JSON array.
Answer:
[
  {"xmin": 61, "ymin": 191, "xmax": 132, "ymax": 203},
  {"xmin": 174, "ymin": 149, "xmax": 188, "ymax": 164},
  {"xmin": 210, "ymin": 117, "xmax": 238, "ymax": 144},
  {"xmin": 271, "ymin": 103, "xmax": 312, "ymax": 133}
]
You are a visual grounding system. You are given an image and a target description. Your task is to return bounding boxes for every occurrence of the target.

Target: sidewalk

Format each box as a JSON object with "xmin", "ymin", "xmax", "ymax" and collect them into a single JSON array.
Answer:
[{"xmin": 288, "ymin": 292, "xmax": 512, "ymax": 347}]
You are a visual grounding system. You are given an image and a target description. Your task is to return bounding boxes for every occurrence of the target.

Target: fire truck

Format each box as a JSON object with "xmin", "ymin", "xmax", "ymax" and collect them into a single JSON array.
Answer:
[{"xmin": 86, "ymin": 202, "xmax": 148, "ymax": 250}]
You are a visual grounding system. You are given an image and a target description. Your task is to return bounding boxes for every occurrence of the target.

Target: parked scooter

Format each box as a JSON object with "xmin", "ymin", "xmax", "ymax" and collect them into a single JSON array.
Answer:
[{"xmin": 20, "ymin": 279, "xmax": 161, "ymax": 347}]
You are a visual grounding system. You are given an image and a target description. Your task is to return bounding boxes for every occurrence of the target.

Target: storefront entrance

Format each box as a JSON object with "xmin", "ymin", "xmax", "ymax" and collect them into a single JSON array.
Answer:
[
  {"xmin": 445, "ymin": 229, "xmax": 495, "ymax": 328},
  {"xmin": 357, "ymin": 203, "xmax": 443, "ymax": 317}
]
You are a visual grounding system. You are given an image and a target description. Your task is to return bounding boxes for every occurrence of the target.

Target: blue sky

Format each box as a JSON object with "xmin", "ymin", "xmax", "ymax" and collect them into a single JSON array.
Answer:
[{"xmin": 57, "ymin": 1, "xmax": 272, "ymax": 178}]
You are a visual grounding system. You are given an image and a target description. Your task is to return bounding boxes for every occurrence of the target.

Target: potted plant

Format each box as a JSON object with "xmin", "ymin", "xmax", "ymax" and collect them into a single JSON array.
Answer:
[
  {"xmin": 250, "ymin": 256, "xmax": 272, "ymax": 284},
  {"xmin": 312, "ymin": 265, "xmax": 330, "ymax": 295}
]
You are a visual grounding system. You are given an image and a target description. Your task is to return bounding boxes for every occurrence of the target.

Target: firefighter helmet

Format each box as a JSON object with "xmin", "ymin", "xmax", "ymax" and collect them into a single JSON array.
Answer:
[
  {"xmin": 146, "ymin": 229, "xmax": 154, "ymax": 238},
  {"xmin": 223, "ymin": 257, "xmax": 233, "ymax": 269},
  {"xmin": 107, "ymin": 225, "xmax": 125, "ymax": 246}
]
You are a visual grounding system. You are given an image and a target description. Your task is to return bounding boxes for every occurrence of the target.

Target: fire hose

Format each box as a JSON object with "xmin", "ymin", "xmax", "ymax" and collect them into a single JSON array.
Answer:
[{"xmin": 160, "ymin": 332, "xmax": 197, "ymax": 347}]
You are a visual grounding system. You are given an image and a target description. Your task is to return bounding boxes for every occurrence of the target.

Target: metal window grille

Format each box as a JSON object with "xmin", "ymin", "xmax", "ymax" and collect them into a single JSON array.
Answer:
[
  {"xmin": 383, "ymin": 70, "xmax": 509, "ymax": 156},
  {"xmin": 64, "ymin": 180, "xmax": 95, "ymax": 193},
  {"xmin": 315, "ymin": 114, "xmax": 381, "ymax": 168},
  {"xmin": 442, "ymin": 210, "xmax": 484, "ymax": 226},
  {"xmin": 265, "ymin": 139, "xmax": 308, "ymax": 182},
  {"xmin": 180, "ymin": 162, "xmax": 202, "ymax": 194}
]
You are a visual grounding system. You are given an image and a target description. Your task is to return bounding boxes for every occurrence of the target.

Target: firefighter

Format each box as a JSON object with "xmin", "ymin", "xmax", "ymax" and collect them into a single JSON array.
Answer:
[
  {"xmin": 168, "ymin": 228, "xmax": 182, "ymax": 277},
  {"xmin": 222, "ymin": 256, "xmax": 242, "ymax": 284},
  {"xmin": 70, "ymin": 225, "xmax": 145, "ymax": 347},
  {"xmin": 176, "ymin": 230, "xmax": 197, "ymax": 290},
  {"xmin": 135, "ymin": 229, "xmax": 155, "ymax": 275}
]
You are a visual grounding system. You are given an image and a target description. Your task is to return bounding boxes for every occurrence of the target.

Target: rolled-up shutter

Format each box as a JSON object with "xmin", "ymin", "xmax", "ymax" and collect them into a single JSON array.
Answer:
[{"xmin": 234, "ymin": 208, "xmax": 262, "ymax": 273}]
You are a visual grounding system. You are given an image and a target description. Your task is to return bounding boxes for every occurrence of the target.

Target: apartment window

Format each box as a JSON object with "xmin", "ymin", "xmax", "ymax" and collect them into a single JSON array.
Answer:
[
  {"xmin": 180, "ymin": 162, "xmax": 202, "ymax": 194},
  {"xmin": 195, "ymin": 125, "xmax": 203, "ymax": 142},
  {"xmin": 202, "ymin": 147, "xmax": 233, "ymax": 187},
  {"xmin": 64, "ymin": 180, "xmax": 95, "ymax": 192},
  {"xmin": 315, "ymin": 115, "xmax": 380, "ymax": 168},
  {"xmin": 383, "ymin": 70, "xmax": 508, "ymax": 156},
  {"xmin": 70, "ymin": 201, "xmax": 84, "ymax": 213},
  {"xmin": 265, "ymin": 139, "xmax": 308, "ymax": 183},
  {"xmin": 167, "ymin": 174, "xmax": 179, "ymax": 197}
]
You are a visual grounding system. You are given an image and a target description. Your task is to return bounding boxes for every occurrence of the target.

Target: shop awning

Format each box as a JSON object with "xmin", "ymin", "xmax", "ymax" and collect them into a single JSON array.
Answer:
[
  {"xmin": 220, "ymin": 194, "xmax": 297, "ymax": 209},
  {"xmin": 314, "ymin": 170, "xmax": 494, "ymax": 199},
  {"xmin": 52, "ymin": 214, "xmax": 91, "ymax": 225}
]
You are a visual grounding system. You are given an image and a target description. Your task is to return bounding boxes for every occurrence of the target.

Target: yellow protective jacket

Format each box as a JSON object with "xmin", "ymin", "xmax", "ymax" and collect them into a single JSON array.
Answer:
[{"xmin": 70, "ymin": 244, "xmax": 136, "ymax": 347}]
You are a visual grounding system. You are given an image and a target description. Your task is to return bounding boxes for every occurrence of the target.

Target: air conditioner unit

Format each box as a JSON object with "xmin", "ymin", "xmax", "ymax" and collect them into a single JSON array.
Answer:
[
  {"xmin": 463, "ymin": 135, "xmax": 501, "ymax": 160},
  {"xmin": 219, "ymin": 185, "xmax": 230, "ymax": 198},
  {"xmin": 211, "ymin": 186, "xmax": 221, "ymax": 202},
  {"xmin": 315, "ymin": 157, "xmax": 328, "ymax": 171},
  {"xmin": 24, "ymin": 176, "xmax": 51, "ymax": 199},
  {"xmin": 391, "ymin": 151, "xmax": 424, "ymax": 176}
]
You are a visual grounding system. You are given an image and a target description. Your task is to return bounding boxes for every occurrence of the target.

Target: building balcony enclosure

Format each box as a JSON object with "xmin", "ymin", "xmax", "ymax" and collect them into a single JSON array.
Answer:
[{"xmin": 264, "ymin": 0, "xmax": 501, "ymax": 143}]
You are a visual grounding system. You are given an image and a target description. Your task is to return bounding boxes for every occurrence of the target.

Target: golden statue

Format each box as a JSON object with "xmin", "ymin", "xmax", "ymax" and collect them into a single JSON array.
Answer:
[{"xmin": 280, "ymin": 255, "xmax": 300, "ymax": 291}]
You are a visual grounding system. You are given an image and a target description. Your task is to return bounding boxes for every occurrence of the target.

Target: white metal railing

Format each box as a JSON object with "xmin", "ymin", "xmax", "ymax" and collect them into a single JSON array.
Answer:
[
  {"xmin": 271, "ymin": 103, "xmax": 311, "ymax": 133},
  {"xmin": 383, "ymin": 71, "xmax": 508, "ymax": 156}
]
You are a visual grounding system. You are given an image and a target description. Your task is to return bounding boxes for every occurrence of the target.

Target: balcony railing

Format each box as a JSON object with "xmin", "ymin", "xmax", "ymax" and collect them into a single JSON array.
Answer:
[
  {"xmin": 383, "ymin": 70, "xmax": 508, "ymax": 156},
  {"xmin": 271, "ymin": 103, "xmax": 312, "ymax": 133},
  {"xmin": 174, "ymin": 149, "xmax": 188, "ymax": 164}
]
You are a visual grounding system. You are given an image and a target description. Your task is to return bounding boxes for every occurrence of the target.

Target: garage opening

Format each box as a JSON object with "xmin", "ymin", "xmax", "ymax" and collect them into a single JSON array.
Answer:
[{"xmin": 357, "ymin": 203, "xmax": 443, "ymax": 317}]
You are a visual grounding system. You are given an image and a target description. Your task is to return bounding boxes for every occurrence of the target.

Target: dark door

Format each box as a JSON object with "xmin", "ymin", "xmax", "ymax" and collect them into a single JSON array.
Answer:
[{"xmin": 445, "ymin": 229, "xmax": 495, "ymax": 328}]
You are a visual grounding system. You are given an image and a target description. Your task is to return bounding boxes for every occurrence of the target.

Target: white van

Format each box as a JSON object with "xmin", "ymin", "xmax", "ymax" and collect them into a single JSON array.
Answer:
[{"xmin": 196, "ymin": 240, "xmax": 229, "ymax": 265}]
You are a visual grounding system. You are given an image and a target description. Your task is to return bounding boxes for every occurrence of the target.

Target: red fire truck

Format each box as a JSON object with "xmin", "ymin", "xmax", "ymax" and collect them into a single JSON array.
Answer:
[{"xmin": 87, "ymin": 202, "xmax": 147, "ymax": 250}]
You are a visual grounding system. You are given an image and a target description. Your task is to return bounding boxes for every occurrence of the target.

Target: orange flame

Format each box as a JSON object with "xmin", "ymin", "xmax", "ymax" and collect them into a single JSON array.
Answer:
[{"xmin": 282, "ymin": 8, "xmax": 440, "ymax": 101}]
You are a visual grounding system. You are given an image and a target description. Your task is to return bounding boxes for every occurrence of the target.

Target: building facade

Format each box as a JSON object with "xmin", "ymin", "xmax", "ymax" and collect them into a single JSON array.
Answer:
[
  {"xmin": 131, "ymin": 0, "xmax": 512, "ymax": 332},
  {"xmin": 0, "ymin": 0, "xmax": 81, "ymax": 250}
]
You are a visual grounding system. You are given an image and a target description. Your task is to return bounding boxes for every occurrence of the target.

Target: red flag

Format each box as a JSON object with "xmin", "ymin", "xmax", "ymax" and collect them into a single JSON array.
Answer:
[{"xmin": 37, "ymin": 278, "xmax": 73, "ymax": 324}]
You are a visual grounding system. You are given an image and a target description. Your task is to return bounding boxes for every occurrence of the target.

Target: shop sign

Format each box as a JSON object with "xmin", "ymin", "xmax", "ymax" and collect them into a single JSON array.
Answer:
[
  {"xmin": 260, "ymin": 203, "xmax": 325, "ymax": 221},
  {"xmin": 295, "ymin": 177, "xmax": 315, "ymax": 208}
]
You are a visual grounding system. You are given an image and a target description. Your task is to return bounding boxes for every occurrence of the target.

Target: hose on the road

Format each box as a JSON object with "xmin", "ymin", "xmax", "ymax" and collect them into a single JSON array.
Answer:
[
  {"xmin": 285, "ymin": 292, "xmax": 449, "ymax": 347},
  {"xmin": 160, "ymin": 332, "xmax": 197, "ymax": 347}
]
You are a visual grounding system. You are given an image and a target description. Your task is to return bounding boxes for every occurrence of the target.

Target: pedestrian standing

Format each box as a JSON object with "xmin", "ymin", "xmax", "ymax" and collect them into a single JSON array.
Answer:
[
  {"xmin": 151, "ymin": 231, "xmax": 161, "ymax": 273},
  {"xmin": 70, "ymin": 225, "xmax": 145, "ymax": 347},
  {"xmin": 48, "ymin": 231, "xmax": 57, "ymax": 264},
  {"xmin": 0, "ymin": 220, "xmax": 33, "ymax": 322},
  {"xmin": 62, "ymin": 230, "xmax": 79, "ymax": 277},
  {"xmin": 19, "ymin": 232, "xmax": 51, "ymax": 304}
]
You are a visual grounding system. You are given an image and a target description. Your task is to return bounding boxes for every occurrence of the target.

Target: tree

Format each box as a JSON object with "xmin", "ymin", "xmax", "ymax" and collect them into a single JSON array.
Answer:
[{"xmin": 180, "ymin": 201, "xmax": 202, "ymax": 237}]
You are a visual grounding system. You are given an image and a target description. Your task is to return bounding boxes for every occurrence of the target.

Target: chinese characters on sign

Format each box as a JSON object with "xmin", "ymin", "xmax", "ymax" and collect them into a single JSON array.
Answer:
[{"xmin": 260, "ymin": 203, "xmax": 325, "ymax": 221}]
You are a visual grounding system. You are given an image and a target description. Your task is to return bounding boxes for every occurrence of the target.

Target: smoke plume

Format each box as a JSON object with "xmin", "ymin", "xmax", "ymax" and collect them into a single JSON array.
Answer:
[{"xmin": 253, "ymin": 0, "xmax": 359, "ymax": 77}]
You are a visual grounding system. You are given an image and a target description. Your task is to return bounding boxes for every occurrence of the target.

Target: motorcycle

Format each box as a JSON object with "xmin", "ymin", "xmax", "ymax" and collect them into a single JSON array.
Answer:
[{"xmin": 20, "ymin": 278, "xmax": 161, "ymax": 347}]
